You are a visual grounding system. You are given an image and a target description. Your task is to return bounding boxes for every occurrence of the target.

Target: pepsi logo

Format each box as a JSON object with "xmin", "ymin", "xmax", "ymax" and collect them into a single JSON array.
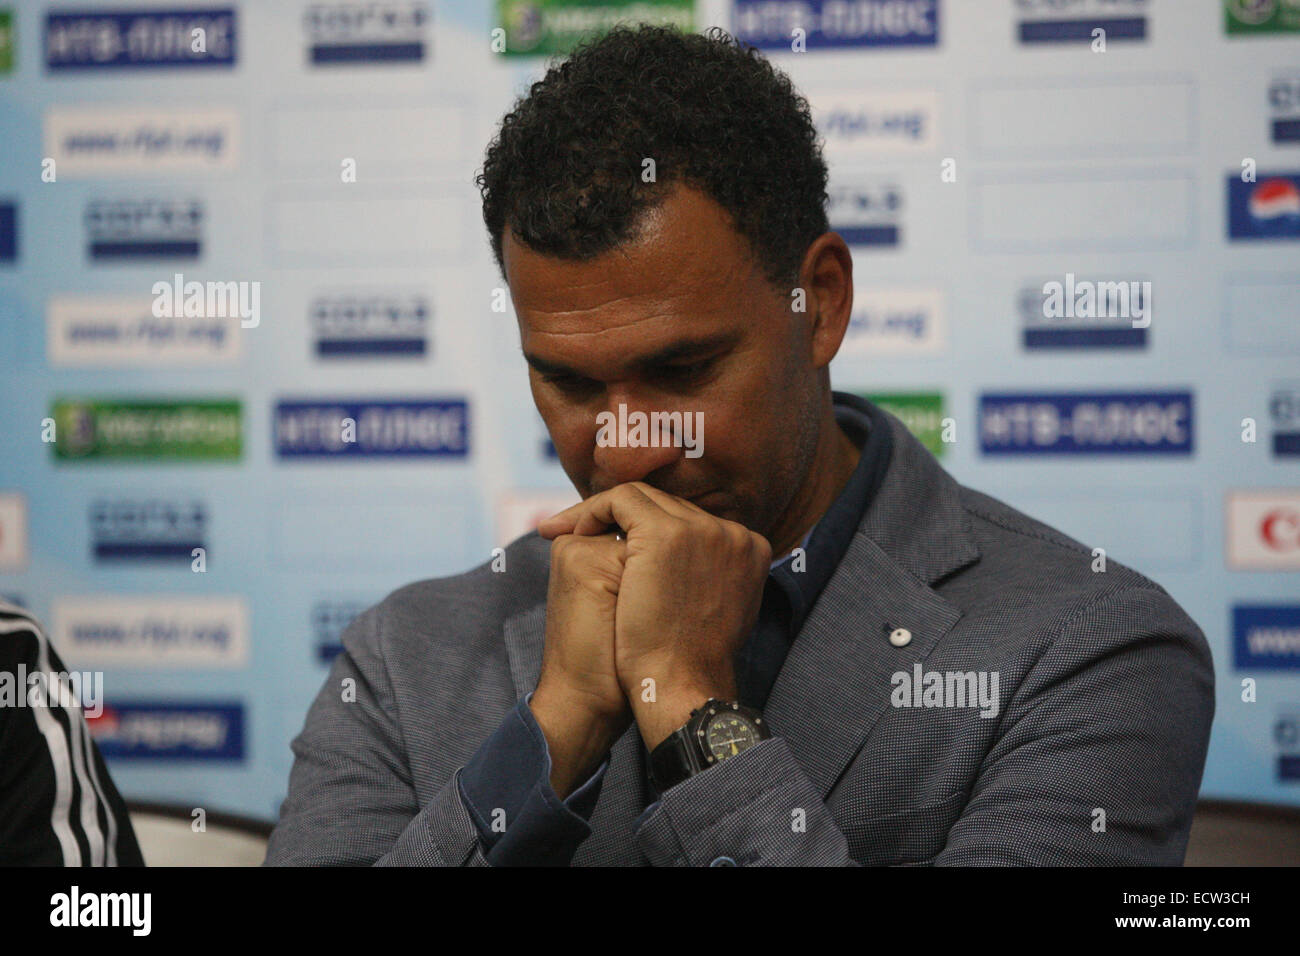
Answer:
[{"xmin": 1250, "ymin": 178, "xmax": 1300, "ymax": 222}]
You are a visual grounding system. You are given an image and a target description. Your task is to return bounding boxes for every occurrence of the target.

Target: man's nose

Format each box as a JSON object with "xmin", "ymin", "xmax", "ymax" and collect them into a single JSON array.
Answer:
[{"xmin": 590, "ymin": 400, "xmax": 684, "ymax": 486}]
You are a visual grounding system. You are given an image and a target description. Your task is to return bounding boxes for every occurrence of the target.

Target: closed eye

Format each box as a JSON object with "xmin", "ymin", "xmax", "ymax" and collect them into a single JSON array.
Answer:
[
  {"xmin": 542, "ymin": 371, "xmax": 601, "ymax": 395},
  {"xmin": 534, "ymin": 352, "xmax": 723, "ymax": 394},
  {"xmin": 655, "ymin": 358, "xmax": 717, "ymax": 383}
]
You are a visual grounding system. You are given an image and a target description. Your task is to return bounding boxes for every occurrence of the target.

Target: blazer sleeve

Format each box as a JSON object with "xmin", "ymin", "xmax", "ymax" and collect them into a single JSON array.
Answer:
[
  {"xmin": 935, "ymin": 585, "xmax": 1216, "ymax": 865},
  {"xmin": 263, "ymin": 606, "xmax": 490, "ymax": 866},
  {"xmin": 634, "ymin": 733, "xmax": 861, "ymax": 865}
]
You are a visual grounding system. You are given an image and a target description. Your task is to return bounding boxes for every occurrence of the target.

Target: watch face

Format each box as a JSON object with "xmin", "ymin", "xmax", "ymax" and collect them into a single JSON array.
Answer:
[{"xmin": 702, "ymin": 712, "xmax": 760, "ymax": 762}]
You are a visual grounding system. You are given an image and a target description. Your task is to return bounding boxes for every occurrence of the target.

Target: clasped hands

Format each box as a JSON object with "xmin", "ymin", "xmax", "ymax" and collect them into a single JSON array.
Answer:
[{"xmin": 530, "ymin": 481, "xmax": 772, "ymax": 798}]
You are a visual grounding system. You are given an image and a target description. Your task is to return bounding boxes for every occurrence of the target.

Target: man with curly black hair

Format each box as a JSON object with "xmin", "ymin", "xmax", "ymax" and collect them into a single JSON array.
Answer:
[{"xmin": 267, "ymin": 24, "xmax": 1213, "ymax": 867}]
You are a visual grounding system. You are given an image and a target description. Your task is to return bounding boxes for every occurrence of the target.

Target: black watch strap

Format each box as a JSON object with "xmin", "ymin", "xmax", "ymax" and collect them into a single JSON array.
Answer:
[{"xmin": 648, "ymin": 724, "xmax": 698, "ymax": 793}]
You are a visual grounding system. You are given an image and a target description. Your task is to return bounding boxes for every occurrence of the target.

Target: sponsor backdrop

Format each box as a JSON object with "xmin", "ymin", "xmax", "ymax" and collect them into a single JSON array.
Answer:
[{"xmin": 0, "ymin": 0, "xmax": 1298, "ymax": 820}]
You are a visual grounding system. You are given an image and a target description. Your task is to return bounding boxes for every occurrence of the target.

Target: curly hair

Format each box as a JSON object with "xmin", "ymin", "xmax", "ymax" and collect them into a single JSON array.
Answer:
[{"xmin": 476, "ymin": 24, "xmax": 829, "ymax": 290}]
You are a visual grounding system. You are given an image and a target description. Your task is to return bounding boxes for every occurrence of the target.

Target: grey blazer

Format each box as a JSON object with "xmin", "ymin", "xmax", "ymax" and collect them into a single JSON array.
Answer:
[{"xmin": 265, "ymin": 407, "xmax": 1215, "ymax": 866}]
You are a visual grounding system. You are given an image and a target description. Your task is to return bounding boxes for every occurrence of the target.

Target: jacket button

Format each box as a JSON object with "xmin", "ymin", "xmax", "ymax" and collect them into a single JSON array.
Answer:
[
  {"xmin": 709, "ymin": 856, "xmax": 737, "ymax": 866},
  {"xmin": 889, "ymin": 627, "xmax": 913, "ymax": 647}
]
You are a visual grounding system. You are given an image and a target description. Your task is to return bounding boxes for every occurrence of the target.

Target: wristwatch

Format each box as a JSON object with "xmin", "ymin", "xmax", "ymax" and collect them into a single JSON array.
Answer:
[{"xmin": 648, "ymin": 699, "xmax": 771, "ymax": 792}]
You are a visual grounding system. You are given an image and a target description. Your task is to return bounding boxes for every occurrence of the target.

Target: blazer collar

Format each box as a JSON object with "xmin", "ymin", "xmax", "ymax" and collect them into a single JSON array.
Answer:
[{"xmin": 856, "ymin": 400, "xmax": 981, "ymax": 589}]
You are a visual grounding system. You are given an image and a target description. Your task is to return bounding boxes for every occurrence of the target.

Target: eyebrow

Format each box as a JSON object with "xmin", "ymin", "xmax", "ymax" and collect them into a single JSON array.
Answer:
[{"xmin": 524, "ymin": 331, "xmax": 740, "ymax": 379}]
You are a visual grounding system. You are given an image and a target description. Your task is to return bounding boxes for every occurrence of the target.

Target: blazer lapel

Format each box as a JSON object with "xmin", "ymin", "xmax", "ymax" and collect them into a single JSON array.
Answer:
[
  {"xmin": 765, "ymin": 532, "xmax": 965, "ymax": 795},
  {"xmin": 766, "ymin": 407, "xmax": 981, "ymax": 798},
  {"xmin": 502, "ymin": 603, "xmax": 546, "ymax": 700}
]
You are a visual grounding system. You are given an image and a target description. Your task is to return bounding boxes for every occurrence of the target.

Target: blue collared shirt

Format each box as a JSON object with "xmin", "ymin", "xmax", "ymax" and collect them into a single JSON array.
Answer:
[{"xmin": 456, "ymin": 392, "xmax": 894, "ymax": 865}]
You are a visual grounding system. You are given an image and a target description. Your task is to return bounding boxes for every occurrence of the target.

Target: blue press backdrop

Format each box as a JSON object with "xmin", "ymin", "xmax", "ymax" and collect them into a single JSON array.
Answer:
[{"xmin": 1, "ymin": 0, "xmax": 1298, "ymax": 820}]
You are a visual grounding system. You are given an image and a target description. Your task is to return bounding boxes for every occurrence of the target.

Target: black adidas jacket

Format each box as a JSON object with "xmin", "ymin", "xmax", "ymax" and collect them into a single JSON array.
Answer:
[{"xmin": 0, "ymin": 601, "xmax": 143, "ymax": 866}]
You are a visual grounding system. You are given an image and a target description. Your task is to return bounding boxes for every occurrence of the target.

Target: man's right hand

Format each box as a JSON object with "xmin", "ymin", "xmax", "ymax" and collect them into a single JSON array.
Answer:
[{"xmin": 530, "ymin": 532, "xmax": 632, "ymax": 799}]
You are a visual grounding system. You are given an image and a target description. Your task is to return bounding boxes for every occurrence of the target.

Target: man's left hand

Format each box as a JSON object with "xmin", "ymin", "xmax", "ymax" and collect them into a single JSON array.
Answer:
[{"xmin": 538, "ymin": 482, "xmax": 772, "ymax": 750}]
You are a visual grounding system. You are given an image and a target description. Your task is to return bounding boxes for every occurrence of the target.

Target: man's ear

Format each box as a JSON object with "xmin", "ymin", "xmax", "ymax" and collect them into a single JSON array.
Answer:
[{"xmin": 798, "ymin": 233, "xmax": 854, "ymax": 370}]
